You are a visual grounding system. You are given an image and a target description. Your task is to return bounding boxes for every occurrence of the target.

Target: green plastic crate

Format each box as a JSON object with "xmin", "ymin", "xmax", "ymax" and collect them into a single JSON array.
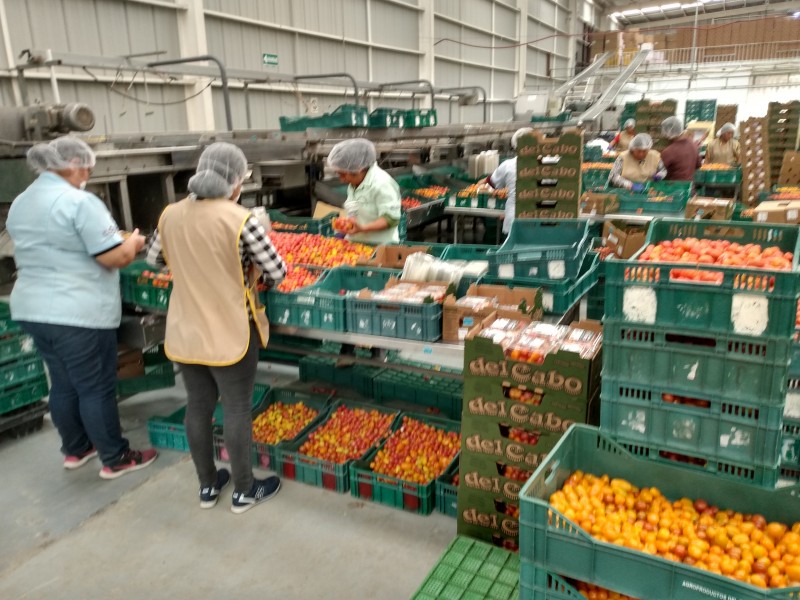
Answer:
[
  {"xmin": 531, "ymin": 111, "xmax": 571, "ymax": 123},
  {"xmin": 298, "ymin": 353, "xmax": 384, "ymax": 398},
  {"xmin": 583, "ymin": 146, "xmax": 604, "ymax": 162},
  {"xmin": 487, "ymin": 220, "xmax": 592, "ymax": 281},
  {"xmin": 479, "ymin": 252, "xmax": 600, "ymax": 316},
  {"xmin": 604, "ymin": 219, "xmax": 800, "ymax": 339},
  {"xmin": 519, "ymin": 425, "xmax": 800, "ymax": 600},
  {"xmin": 274, "ymin": 399, "xmax": 400, "ymax": 493},
  {"xmin": 694, "ymin": 168, "xmax": 742, "ymax": 184},
  {"xmin": 615, "ymin": 190, "xmax": 689, "ymax": 215},
  {"xmin": 411, "ymin": 536, "xmax": 520, "ymax": 600},
  {"xmin": 435, "ymin": 457, "xmax": 459, "ymax": 518},
  {"xmin": 0, "ymin": 333, "xmax": 36, "ymax": 366},
  {"xmin": 350, "ymin": 413, "xmax": 460, "ymax": 514},
  {"xmin": 368, "ymin": 107, "xmax": 405, "ymax": 128},
  {"xmin": 267, "ymin": 210, "xmax": 335, "ymax": 236},
  {"xmin": 403, "ymin": 109, "xmax": 437, "ymax": 128},
  {"xmin": 266, "ymin": 266, "xmax": 398, "ymax": 331},
  {"xmin": 603, "ymin": 318, "xmax": 791, "ymax": 407},
  {"xmin": 440, "ymin": 244, "xmax": 494, "ymax": 263},
  {"xmin": 782, "ymin": 416, "xmax": 800, "ymax": 470},
  {"xmin": 0, "ymin": 376, "xmax": 49, "ymax": 416},
  {"xmin": 117, "ymin": 346, "xmax": 175, "ymax": 397},
  {"xmin": 0, "ymin": 317, "xmax": 21, "ymax": 336},
  {"xmin": 519, "ymin": 562, "xmax": 606, "ymax": 600},
  {"xmin": 373, "ymin": 369, "xmax": 463, "ymax": 420},
  {"xmin": 346, "ymin": 287, "xmax": 443, "ymax": 342},
  {"xmin": 148, "ymin": 383, "xmax": 270, "ymax": 452},
  {"xmin": 259, "ymin": 334, "xmax": 324, "ymax": 365},
  {"xmin": 121, "ymin": 264, "xmax": 172, "ymax": 311},
  {"xmin": 215, "ymin": 387, "xmax": 332, "ymax": 470},
  {"xmin": 279, "ymin": 103, "xmax": 369, "ymax": 132},
  {"xmin": 0, "ymin": 355, "xmax": 46, "ymax": 392},
  {"xmin": 600, "ymin": 375, "xmax": 784, "ymax": 467}
]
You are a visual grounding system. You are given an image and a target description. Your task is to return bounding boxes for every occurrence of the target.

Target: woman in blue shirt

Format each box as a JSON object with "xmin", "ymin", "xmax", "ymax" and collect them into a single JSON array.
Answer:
[{"xmin": 7, "ymin": 137, "xmax": 158, "ymax": 479}]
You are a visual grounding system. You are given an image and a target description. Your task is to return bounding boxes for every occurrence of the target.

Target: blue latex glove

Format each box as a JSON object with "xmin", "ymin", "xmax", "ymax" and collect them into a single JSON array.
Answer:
[
  {"xmin": 652, "ymin": 173, "xmax": 665, "ymax": 182},
  {"xmin": 333, "ymin": 232, "xmax": 346, "ymax": 240},
  {"xmin": 630, "ymin": 183, "xmax": 646, "ymax": 193}
]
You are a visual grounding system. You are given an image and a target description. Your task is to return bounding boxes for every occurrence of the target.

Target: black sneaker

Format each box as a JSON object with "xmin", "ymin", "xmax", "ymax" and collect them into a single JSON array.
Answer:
[
  {"xmin": 200, "ymin": 468, "xmax": 231, "ymax": 509},
  {"xmin": 231, "ymin": 476, "xmax": 281, "ymax": 514}
]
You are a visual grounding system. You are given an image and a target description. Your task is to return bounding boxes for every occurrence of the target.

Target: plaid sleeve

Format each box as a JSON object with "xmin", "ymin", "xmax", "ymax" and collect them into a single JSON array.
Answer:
[
  {"xmin": 608, "ymin": 156, "xmax": 629, "ymax": 188},
  {"xmin": 145, "ymin": 229, "xmax": 167, "ymax": 268},
  {"xmin": 241, "ymin": 216, "xmax": 287, "ymax": 284}
]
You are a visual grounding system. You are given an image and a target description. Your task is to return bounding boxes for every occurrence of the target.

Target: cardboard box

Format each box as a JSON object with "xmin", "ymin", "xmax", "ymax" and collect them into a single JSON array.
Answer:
[
  {"xmin": 442, "ymin": 284, "xmax": 544, "ymax": 343},
  {"xmin": 356, "ymin": 244, "xmax": 432, "ymax": 268},
  {"xmin": 117, "ymin": 346, "xmax": 145, "ymax": 380},
  {"xmin": 752, "ymin": 200, "xmax": 800, "ymax": 224},
  {"xmin": 581, "ymin": 191, "xmax": 619, "ymax": 216},
  {"xmin": 779, "ymin": 152, "xmax": 800, "ymax": 186},
  {"xmin": 685, "ymin": 196, "xmax": 735, "ymax": 221},
  {"xmin": 602, "ymin": 220, "xmax": 649, "ymax": 259}
]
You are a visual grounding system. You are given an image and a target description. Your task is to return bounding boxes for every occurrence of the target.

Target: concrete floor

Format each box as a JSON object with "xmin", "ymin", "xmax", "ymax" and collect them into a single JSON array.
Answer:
[{"xmin": 0, "ymin": 363, "xmax": 455, "ymax": 600}]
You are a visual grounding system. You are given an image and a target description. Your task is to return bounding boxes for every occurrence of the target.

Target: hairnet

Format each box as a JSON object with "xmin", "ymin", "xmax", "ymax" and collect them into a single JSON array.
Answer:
[
  {"xmin": 511, "ymin": 127, "xmax": 534, "ymax": 150},
  {"xmin": 661, "ymin": 116, "xmax": 684, "ymax": 140},
  {"xmin": 718, "ymin": 122, "xmax": 736, "ymax": 137},
  {"xmin": 327, "ymin": 138, "xmax": 377, "ymax": 173},
  {"xmin": 624, "ymin": 119, "xmax": 636, "ymax": 130},
  {"xmin": 26, "ymin": 137, "xmax": 96, "ymax": 174},
  {"xmin": 629, "ymin": 133, "xmax": 653, "ymax": 151},
  {"xmin": 187, "ymin": 142, "xmax": 248, "ymax": 199}
]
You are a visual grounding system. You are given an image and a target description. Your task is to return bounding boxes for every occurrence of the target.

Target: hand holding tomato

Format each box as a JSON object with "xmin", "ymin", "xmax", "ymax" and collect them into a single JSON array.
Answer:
[{"xmin": 332, "ymin": 217, "xmax": 358, "ymax": 234}]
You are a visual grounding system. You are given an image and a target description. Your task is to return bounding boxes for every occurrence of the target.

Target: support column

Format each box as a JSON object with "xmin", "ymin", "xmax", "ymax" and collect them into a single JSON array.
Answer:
[
  {"xmin": 176, "ymin": 0, "xmax": 215, "ymax": 130},
  {"xmin": 516, "ymin": 0, "xmax": 528, "ymax": 95},
  {"xmin": 0, "ymin": 0, "xmax": 22, "ymax": 105},
  {"xmin": 419, "ymin": 0, "xmax": 435, "ymax": 109}
]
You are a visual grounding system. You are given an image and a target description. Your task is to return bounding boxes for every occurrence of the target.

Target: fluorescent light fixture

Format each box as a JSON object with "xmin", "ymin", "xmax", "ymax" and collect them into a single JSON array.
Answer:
[
  {"xmin": 681, "ymin": 2, "xmax": 701, "ymax": 8},
  {"xmin": 641, "ymin": 6, "xmax": 662, "ymax": 12},
  {"xmin": 661, "ymin": 3, "xmax": 682, "ymax": 9},
  {"xmin": 622, "ymin": 9, "xmax": 642, "ymax": 15}
]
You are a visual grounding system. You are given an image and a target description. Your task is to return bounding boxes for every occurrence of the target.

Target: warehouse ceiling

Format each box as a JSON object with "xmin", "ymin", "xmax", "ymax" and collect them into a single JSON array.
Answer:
[{"xmin": 608, "ymin": 0, "xmax": 800, "ymax": 26}]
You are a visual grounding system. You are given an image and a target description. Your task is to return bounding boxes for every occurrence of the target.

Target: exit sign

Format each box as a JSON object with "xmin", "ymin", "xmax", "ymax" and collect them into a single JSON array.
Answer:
[{"xmin": 262, "ymin": 53, "xmax": 278, "ymax": 66}]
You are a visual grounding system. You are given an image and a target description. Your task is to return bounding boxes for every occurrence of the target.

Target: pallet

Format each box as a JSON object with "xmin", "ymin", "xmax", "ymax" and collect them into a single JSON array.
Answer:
[{"xmin": 0, "ymin": 400, "xmax": 47, "ymax": 440}]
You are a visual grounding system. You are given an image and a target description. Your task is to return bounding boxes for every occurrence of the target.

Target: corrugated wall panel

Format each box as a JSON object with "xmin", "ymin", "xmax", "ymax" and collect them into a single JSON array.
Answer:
[
  {"xmin": 371, "ymin": 2, "xmax": 419, "ymax": 51},
  {"xmin": 62, "ymin": 0, "xmax": 104, "ymax": 56},
  {"xmin": 256, "ymin": 0, "xmax": 293, "ymax": 24},
  {"xmin": 292, "ymin": 0, "xmax": 344, "ymax": 37},
  {"xmin": 461, "ymin": 31, "xmax": 493, "ymax": 66},
  {"xmin": 434, "ymin": 0, "xmax": 459, "ymax": 20},
  {"xmin": 433, "ymin": 19, "xmax": 461, "ymax": 60},
  {"xmin": 343, "ymin": 0, "xmax": 368, "ymax": 41},
  {"xmin": 495, "ymin": 4, "xmax": 517, "ymax": 39},
  {"xmin": 494, "ymin": 45, "xmax": 516, "ymax": 71},
  {"xmin": 461, "ymin": 0, "xmax": 493, "ymax": 31},
  {"xmin": 493, "ymin": 71, "xmax": 515, "ymax": 99},
  {"xmin": 371, "ymin": 49, "xmax": 418, "ymax": 81},
  {"xmin": 433, "ymin": 59, "xmax": 461, "ymax": 89}
]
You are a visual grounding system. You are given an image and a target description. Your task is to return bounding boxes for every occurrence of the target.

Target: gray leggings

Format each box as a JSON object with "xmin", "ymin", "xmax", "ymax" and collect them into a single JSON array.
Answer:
[{"xmin": 179, "ymin": 323, "xmax": 260, "ymax": 493}]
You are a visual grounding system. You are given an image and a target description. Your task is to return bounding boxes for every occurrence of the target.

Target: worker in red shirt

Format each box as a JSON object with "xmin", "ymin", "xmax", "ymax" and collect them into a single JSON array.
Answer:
[{"xmin": 659, "ymin": 116, "xmax": 701, "ymax": 181}]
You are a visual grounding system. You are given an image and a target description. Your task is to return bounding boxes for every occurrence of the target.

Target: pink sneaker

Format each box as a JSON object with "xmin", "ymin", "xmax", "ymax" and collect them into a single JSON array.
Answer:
[
  {"xmin": 64, "ymin": 447, "xmax": 98, "ymax": 470},
  {"xmin": 99, "ymin": 448, "xmax": 158, "ymax": 480}
]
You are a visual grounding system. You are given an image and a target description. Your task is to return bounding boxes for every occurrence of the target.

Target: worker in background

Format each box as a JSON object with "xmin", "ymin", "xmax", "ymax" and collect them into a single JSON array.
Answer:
[
  {"xmin": 609, "ymin": 119, "xmax": 637, "ymax": 151},
  {"xmin": 705, "ymin": 122, "xmax": 741, "ymax": 165},
  {"xmin": 146, "ymin": 142, "xmax": 287, "ymax": 514},
  {"xmin": 7, "ymin": 137, "xmax": 157, "ymax": 478},
  {"xmin": 485, "ymin": 126, "xmax": 533, "ymax": 236},
  {"xmin": 329, "ymin": 138, "xmax": 401, "ymax": 244},
  {"xmin": 660, "ymin": 116, "xmax": 702, "ymax": 181},
  {"xmin": 608, "ymin": 133, "xmax": 667, "ymax": 192}
]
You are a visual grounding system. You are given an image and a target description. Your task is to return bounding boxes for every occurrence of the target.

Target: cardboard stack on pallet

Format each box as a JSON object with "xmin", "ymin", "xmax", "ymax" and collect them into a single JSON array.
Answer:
[
  {"xmin": 515, "ymin": 129, "xmax": 583, "ymax": 219},
  {"xmin": 715, "ymin": 104, "xmax": 738, "ymax": 133},
  {"xmin": 740, "ymin": 117, "xmax": 769, "ymax": 206},
  {"xmin": 767, "ymin": 101, "xmax": 800, "ymax": 188},
  {"xmin": 634, "ymin": 100, "xmax": 677, "ymax": 152},
  {"xmin": 456, "ymin": 315, "xmax": 602, "ymax": 549}
]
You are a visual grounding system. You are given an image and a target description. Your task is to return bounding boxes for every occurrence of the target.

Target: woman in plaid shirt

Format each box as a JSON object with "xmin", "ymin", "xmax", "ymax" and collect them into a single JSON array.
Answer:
[{"xmin": 146, "ymin": 142, "xmax": 286, "ymax": 514}]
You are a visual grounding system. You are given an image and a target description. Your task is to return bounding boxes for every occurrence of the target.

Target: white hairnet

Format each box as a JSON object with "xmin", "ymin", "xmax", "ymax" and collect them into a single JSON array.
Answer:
[
  {"xmin": 511, "ymin": 127, "xmax": 534, "ymax": 150},
  {"xmin": 187, "ymin": 142, "xmax": 248, "ymax": 199},
  {"xmin": 629, "ymin": 133, "xmax": 653, "ymax": 151},
  {"xmin": 624, "ymin": 119, "xmax": 636, "ymax": 130},
  {"xmin": 26, "ymin": 137, "xmax": 96, "ymax": 174},
  {"xmin": 718, "ymin": 122, "xmax": 736, "ymax": 137},
  {"xmin": 661, "ymin": 116, "xmax": 684, "ymax": 140},
  {"xmin": 327, "ymin": 138, "xmax": 377, "ymax": 173}
]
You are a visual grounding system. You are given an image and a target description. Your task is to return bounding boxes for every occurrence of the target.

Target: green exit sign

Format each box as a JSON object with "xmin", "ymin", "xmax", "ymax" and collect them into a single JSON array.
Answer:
[{"xmin": 262, "ymin": 53, "xmax": 278, "ymax": 66}]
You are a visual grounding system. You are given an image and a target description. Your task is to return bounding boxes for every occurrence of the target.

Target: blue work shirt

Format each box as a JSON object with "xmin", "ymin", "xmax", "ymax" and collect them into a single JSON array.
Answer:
[{"xmin": 8, "ymin": 171, "xmax": 124, "ymax": 329}]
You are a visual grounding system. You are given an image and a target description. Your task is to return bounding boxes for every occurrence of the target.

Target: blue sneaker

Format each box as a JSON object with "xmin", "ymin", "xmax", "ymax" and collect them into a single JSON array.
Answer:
[
  {"xmin": 231, "ymin": 476, "xmax": 281, "ymax": 514},
  {"xmin": 200, "ymin": 468, "xmax": 231, "ymax": 509}
]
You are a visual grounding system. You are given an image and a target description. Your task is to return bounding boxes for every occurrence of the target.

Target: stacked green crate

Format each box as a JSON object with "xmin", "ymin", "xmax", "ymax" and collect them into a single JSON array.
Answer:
[
  {"xmin": 116, "ymin": 345, "xmax": 175, "ymax": 397},
  {"xmin": 373, "ymin": 359, "xmax": 463, "ymax": 420},
  {"xmin": 0, "ymin": 303, "xmax": 48, "ymax": 417},
  {"xmin": 411, "ymin": 536, "xmax": 520, "ymax": 600},
  {"xmin": 766, "ymin": 101, "xmax": 800, "ymax": 188},
  {"xmin": 601, "ymin": 219, "xmax": 800, "ymax": 486},
  {"xmin": 297, "ymin": 342, "xmax": 385, "ymax": 398},
  {"xmin": 684, "ymin": 99, "xmax": 717, "ymax": 126},
  {"xmin": 618, "ymin": 102, "xmax": 637, "ymax": 129}
]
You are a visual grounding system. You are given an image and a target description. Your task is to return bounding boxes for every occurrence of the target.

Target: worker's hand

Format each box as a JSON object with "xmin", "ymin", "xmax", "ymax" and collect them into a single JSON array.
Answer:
[
  {"xmin": 630, "ymin": 183, "xmax": 646, "ymax": 193},
  {"xmin": 128, "ymin": 228, "xmax": 146, "ymax": 253},
  {"xmin": 652, "ymin": 173, "xmax": 665, "ymax": 182},
  {"xmin": 347, "ymin": 220, "xmax": 362, "ymax": 234}
]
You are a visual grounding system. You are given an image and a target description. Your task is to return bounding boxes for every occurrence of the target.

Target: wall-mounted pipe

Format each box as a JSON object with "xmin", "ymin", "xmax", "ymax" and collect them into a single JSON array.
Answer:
[
  {"xmin": 293, "ymin": 73, "xmax": 360, "ymax": 106},
  {"xmin": 148, "ymin": 55, "xmax": 233, "ymax": 131},
  {"xmin": 438, "ymin": 86, "xmax": 487, "ymax": 123},
  {"xmin": 378, "ymin": 80, "xmax": 435, "ymax": 110}
]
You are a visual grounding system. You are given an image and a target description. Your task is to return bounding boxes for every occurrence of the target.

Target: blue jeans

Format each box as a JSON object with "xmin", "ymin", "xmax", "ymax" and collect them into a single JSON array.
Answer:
[{"xmin": 19, "ymin": 321, "xmax": 129, "ymax": 466}]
